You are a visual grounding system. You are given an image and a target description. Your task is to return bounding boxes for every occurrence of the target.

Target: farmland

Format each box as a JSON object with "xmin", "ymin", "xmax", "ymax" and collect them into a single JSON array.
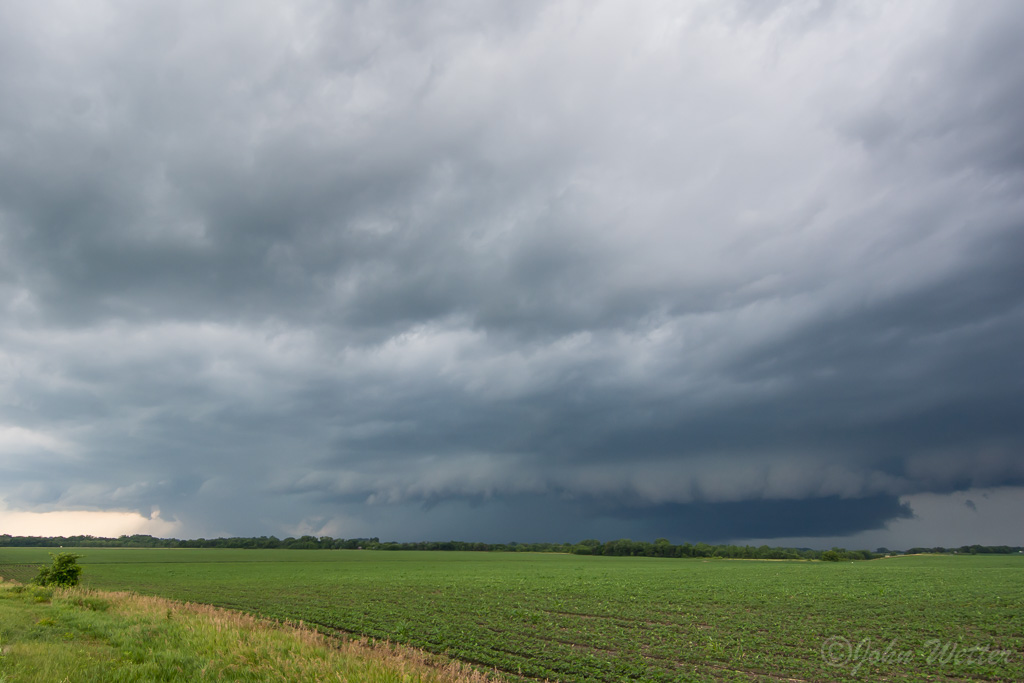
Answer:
[
  {"xmin": 1, "ymin": 549, "xmax": 1021, "ymax": 681},
  {"xmin": 0, "ymin": 581, "xmax": 487, "ymax": 683}
]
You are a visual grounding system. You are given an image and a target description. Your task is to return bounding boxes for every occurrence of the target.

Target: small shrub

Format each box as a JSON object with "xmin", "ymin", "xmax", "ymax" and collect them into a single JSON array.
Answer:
[
  {"xmin": 33, "ymin": 553, "xmax": 83, "ymax": 587},
  {"xmin": 30, "ymin": 586, "xmax": 54, "ymax": 603}
]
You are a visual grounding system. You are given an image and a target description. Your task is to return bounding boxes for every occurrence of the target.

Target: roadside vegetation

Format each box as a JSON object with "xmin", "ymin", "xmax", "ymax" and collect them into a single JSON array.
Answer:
[{"xmin": 0, "ymin": 578, "xmax": 493, "ymax": 683}]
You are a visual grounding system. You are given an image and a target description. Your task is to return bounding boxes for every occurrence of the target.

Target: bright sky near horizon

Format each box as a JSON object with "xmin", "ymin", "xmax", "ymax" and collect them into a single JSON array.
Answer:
[{"xmin": 1, "ymin": 0, "xmax": 1022, "ymax": 548}]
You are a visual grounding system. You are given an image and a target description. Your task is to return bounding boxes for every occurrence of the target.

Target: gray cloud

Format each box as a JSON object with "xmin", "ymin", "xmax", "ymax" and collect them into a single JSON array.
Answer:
[{"xmin": 1, "ymin": 1, "xmax": 1022, "ymax": 545}]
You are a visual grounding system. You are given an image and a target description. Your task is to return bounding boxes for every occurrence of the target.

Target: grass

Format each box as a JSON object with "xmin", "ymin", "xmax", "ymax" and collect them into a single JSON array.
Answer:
[
  {"xmin": 1, "ymin": 549, "xmax": 1022, "ymax": 681},
  {"xmin": 0, "ymin": 578, "xmax": 494, "ymax": 682}
]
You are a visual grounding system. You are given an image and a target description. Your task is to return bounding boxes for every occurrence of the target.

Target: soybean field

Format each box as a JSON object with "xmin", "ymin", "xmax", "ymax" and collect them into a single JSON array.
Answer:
[{"xmin": 1, "ymin": 549, "xmax": 1020, "ymax": 682}]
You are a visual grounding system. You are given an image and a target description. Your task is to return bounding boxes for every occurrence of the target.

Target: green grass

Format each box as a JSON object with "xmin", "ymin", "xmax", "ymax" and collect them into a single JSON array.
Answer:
[
  {"xmin": 2, "ymin": 548, "xmax": 1021, "ymax": 681},
  {"xmin": 0, "ymin": 578, "xmax": 491, "ymax": 683}
]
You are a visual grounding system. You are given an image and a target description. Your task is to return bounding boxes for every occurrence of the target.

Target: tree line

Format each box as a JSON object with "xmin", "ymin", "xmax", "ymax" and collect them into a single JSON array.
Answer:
[
  {"xmin": 2, "ymin": 534, "xmax": 1020, "ymax": 559},
  {"xmin": 897, "ymin": 545, "xmax": 1023, "ymax": 555}
]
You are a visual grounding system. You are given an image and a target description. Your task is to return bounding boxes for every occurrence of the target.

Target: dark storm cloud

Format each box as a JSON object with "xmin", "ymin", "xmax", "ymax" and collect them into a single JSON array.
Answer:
[
  {"xmin": 601, "ymin": 496, "xmax": 915, "ymax": 544},
  {"xmin": 1, "ymin": 1, "xmax": 1022, "ymax": 544}
]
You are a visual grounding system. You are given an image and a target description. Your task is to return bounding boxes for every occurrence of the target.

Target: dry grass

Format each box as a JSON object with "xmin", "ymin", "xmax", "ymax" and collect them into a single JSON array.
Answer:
[
  {"xmin": 1, "ymin": 582, "xmax": 502, "ymax": 682},
  {"xmin": 102, "ymin": 588, "xmax": 498, "ymax": 682}
]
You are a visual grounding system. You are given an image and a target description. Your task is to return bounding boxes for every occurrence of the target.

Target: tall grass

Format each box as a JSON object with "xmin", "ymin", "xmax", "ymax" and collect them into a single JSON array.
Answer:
[{"xmin": 0, "ymin": 580, "xmax": 496, "ymax": 682}]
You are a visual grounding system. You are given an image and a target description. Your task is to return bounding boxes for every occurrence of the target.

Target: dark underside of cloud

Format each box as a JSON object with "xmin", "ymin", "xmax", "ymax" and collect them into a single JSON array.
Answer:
[
  {"xmin": 283, "ymin": 494, "xmax": 916, "ymax": 546},
  {"xmin": 1, "ymin": 1, "xmax": 1022, "ymax": 544},
  {"xmin": 603, "ymin": 496, "xmax": 915, "ymax": 543}
]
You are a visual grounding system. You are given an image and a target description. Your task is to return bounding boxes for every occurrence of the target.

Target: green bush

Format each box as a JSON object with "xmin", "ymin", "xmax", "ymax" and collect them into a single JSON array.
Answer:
[
  {"xmin": 33, "ymin": 553, "xmax": 83, "ymax": 587},
  {"xmin": 63, "ymin": 595, "xmax": 110, "ymax": 611}
]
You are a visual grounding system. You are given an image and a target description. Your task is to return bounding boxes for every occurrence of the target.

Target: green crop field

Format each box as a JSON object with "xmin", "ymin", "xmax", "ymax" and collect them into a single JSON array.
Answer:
[{"xmin": 1, "ymin": 548, "xmax": 1020, "ymax": 682}]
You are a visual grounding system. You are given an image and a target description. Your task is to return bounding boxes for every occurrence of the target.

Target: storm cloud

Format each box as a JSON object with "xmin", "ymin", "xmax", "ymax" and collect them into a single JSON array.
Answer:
[{"xmin": 1, "ymin": 1, "xmax": 1022, "ymax": 546}]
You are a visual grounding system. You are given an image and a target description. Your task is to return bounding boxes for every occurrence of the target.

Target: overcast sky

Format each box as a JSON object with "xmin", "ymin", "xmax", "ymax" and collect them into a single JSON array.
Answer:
[{"xmin": 1, "ymin": 0, "xmax": 1022, "ymax": 549}]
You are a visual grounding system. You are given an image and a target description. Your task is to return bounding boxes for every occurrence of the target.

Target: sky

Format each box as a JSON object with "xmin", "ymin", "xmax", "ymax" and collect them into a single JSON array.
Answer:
[{"xmin": 1, "ymin": 0, "xmax": 1022, "ymax": 549}]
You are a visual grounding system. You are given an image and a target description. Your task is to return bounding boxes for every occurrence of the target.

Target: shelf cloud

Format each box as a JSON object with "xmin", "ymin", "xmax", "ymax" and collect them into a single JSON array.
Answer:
[{"xmin": 1, "ymin": 0, "xmax": 1021, "ymax": 546}]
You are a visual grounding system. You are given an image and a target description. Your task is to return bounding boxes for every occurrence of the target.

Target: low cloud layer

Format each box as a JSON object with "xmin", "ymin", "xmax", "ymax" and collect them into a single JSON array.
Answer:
[{"xmin": 1, "ymin": 1, "xmax": 1022, "ymax": 546}]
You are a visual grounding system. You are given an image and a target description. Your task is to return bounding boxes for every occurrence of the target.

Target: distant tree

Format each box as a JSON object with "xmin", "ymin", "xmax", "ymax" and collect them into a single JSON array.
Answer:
[
  {"xmin": 692, "ymin": 543, "xmax": 713, "ymax": 558},
  {"xmin": 820, "ymin": 550, "xmax": 841, "ymax": 562},
  {"xmin": 33, "ymin": 552, "xmax": 83, "ymax": 587},
  {"xmin": 652, "ymin": 538, "xmax": 672, "ymax": 557}
]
